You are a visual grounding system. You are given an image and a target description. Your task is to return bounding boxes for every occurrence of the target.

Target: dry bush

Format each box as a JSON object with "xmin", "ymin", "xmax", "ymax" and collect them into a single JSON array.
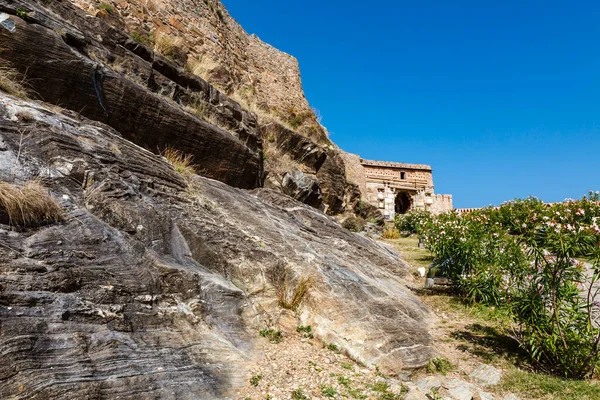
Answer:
[
  {"xmin": 268, "ymin": 262, "xmax": 313, "ymax": 311},
  {"xmin": 0, "ymin": 67, "xmax": 28, "ymax": 98},
  {"xmin": 0, "ymin": 181, "xmax": 63, "ymax": 227},
  {"xmin": 162, "ymin": 147, "xmax": 197, "ymax": 176},
  {"xmin": 381, "ymin": 227, "xmax": 401, "ymax": 239},
  {"xmin": 153, "ymin": 32, "xmax": 185, "ymax": 61}
]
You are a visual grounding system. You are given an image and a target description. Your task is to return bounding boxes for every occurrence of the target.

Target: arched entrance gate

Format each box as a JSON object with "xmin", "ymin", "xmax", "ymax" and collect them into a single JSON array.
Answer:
[{"xmin": 395, "ymin": 192, "xmax": 412, "ymax": 215}]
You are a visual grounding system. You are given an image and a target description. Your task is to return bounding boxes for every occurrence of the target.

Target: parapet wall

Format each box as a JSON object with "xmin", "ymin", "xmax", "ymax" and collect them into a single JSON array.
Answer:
[{"xmin": 429, "ymin": 194, "xmax": 454, "ymax": 214}]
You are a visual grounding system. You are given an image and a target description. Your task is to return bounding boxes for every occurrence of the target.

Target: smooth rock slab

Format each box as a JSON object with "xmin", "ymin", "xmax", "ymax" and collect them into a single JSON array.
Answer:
[
  {"xmin": 416, "ymin": 375, "xmax": 443, "ymax": 392},
  {"xmin": 470, "ymin": 364, "xmax": 502, "ymax": 387}
]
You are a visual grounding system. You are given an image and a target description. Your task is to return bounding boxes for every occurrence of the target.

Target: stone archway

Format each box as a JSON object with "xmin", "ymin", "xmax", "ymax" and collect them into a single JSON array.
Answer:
[{"xmin": 395, "ymin": 192, "xmax": 412, "ymax": 215}]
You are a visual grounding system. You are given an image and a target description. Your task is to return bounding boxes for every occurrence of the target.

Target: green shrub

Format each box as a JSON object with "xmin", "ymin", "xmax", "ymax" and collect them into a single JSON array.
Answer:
[
  {"xmin": 394, "ymin": 209, "xmax": 432, "ymax": 234},
  {"xmin": 16, "ymin": 8, "xmax": 28, "ymax": 19},
  {"xmin": 417, "ymin": 192, "xmax": 600, "ymax": 378},
  {"xmin": 296, "ymin": 325, "xmax": 313, "ymax": 338},
  {"xmin": 327, "ymin": 343, "xmax": 340, "ymax": 352}
]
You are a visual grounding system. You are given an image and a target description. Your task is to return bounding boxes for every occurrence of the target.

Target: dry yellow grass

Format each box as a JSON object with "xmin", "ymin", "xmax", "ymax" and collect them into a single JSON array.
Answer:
[
  {"xmin": 0, "ymin": 66, "xmax": 28, "ymax": 98},
  {"xmin": 153, "ymin": 32, "xmax": 184, "ymax": 61},
  {"xmin": 381, "ymin": 227, "xmax": 401, "ymax": 239},
  {"xmin": 280, "ymin": 275, "xmax": 313, "ymax": 311},
  {"xmin": 185, "ymin": 56, "xmax": 219, "ymax": 80},
  {"xmin": 0, "ymin": 181, "xmax": 63, "ymax": 227},
  {"xmin": 162, "ymin": 147, "xmax": 197, "ymax": 177},
  {"xmin": 269, "ymin": 263, "xmax": 314, "ymax": 311}
]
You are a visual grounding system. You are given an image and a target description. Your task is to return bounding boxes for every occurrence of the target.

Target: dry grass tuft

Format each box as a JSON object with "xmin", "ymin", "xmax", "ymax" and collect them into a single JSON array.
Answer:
[
  {"xmin": 153, "ymin": 32, "xmax": 184, "ymax": 61},
  {"xmin": 0, "ymin": 181, "xmax": 64, "ymax": 227},
  {"xmin": 185, "ymin": 56, "xmax": 219, "ymax": 80},
  {"xmin": 162, "ymin": 147, "xmax": 197, "ymax": 176},
  {"xmin": 269, "ymin": 262, "xmax": 314, "ymax": 311},
  {"xmin": 0, "ymin": 66, "xmax": 28, "ymax": 98},
  {"xmin": 381, "ymin": 227, "xmax": 401, "ymax": 239}
]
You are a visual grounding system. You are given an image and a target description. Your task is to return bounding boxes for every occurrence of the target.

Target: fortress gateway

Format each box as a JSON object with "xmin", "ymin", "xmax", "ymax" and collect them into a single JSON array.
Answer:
[{"xmin": 343, "ymin": 155, "xmax": 453, "ymax": 220}]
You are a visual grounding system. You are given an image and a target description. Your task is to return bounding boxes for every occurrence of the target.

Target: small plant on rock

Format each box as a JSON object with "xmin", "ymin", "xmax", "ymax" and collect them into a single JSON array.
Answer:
[
  {"xmin": 98, "ymin": 2, "xmax": 115, "ymax": 14},
  {"xmin": 321, "ymin": 385, "xmax": 337, "ymax": 397},
  {"xmin": 16, "ymin": 8, "xmax": 28, "ymax": 19},
  {"xmin": 296, "ymin": 325, "xmax": 313, "ymax": 338},
  {"xmin": 130, "ymin": 31, "xmax": 153, "ymax": 46},
  {"xmin": 426, "ymin": 357, "xmax": 454, "ymax": 375},
  {"xmin": 259, "ymin": 328, "xmax": 283, "ymax": 344},
  {"xmin": 268, "ymin": 262, "xmax": 313, "ymax": 311},
  {"xmin": 250, "ymin": 375, "xmax": 262, "ymax": 387},
  {"xmin": 154, "ymin": 32, "xmax": 185, "ymax": 62},
  {"xmin": 342, "ymin": 216, "xmax": 366, "ymax": 232},
  {"xmin": 291, "ymin": 387, "xmax": 309, "ymax": 400},
  {"xmin": 341, "ymin": 361, "xmax": 353, "ymax": 370}
]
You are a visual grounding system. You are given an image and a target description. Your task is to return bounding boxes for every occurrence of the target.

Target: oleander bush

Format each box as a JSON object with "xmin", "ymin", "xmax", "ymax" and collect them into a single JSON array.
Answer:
[{"xmin": 406, "ymin": 191, "xmax": 600, "ymax": 378}]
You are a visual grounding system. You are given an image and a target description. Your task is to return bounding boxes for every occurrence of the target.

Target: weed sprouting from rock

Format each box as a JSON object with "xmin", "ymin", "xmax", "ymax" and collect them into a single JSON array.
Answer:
[
  {"xmin": 327, "ymin": 343, "xmax": 340, "ymax": 353},
  {"xmin": 291, "ymin": 387, "xmax": 309, "ymax": 400},
  {"xmin": 268, "ymin": 262, "xmax": 314, "ymax": 311},
  {"xmin": 162, "ymin": 147, "xmax": 197, "ymax": 177}
]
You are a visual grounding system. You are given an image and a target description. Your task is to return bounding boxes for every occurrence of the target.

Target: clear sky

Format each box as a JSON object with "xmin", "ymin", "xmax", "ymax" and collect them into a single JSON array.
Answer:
[{"xmin": 222, "ymin": 0, "xmax": 599, "ymax": 208}]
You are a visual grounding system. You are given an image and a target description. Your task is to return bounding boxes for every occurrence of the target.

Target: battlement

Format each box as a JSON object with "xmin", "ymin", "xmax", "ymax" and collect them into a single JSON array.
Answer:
[{"xmin": 360, "ymin": 159, "xmax": 432, "ymax": 171}]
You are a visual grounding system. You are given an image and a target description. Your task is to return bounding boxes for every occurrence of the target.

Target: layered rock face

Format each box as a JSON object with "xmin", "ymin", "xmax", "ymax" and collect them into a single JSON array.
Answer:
[
  {"xmin": 70, "ymin": 0, "xmax": 328, "ymax": 142},
  {"xmin": 0, "ymin": 0, "xmax": 365, "ymax": 215},
  {"xmin": 0, "ymin": 2, "xmax": 432, "ymax": 397},
  {"xmin": 0, "ymin": 93, "xmax": 432, "ymax": 398},
  {"xmin": 0, "ymin": 0, "xmax": 262, "ymax": 189}
]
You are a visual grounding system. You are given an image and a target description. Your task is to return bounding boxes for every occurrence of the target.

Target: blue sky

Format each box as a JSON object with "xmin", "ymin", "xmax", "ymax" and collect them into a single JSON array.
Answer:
[{"xmin": 222, "ymin": 1, "xmax": 600, "ymax": 208}]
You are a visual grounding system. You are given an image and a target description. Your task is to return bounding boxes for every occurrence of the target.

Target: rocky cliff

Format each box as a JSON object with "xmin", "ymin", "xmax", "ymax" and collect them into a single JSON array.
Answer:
[
  {"xmin": 71, "ymin": 0, "xmax": 329, "ymax": 143},
  {"xmin": 0, "ymin": 1, "xmax": 432, "ymax": 398}
]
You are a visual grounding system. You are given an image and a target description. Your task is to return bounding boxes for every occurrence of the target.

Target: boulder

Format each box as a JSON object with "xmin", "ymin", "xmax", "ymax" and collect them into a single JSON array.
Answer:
[
  {"xmin": 469, "ymin": 364, "xmax": 502, "ymax": 387},
  {"xmin": 281, "ymin": 169, "xmax": 323, "ymax": 209},
  {"xmin": 317, "ymin": 149, "xmax": 362, "ymax": 215}
]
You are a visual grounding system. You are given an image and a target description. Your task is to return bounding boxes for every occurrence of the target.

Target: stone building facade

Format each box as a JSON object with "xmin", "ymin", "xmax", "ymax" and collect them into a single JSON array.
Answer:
[{"xmin": 341, "ymin": 153, "xmax": 453, "ymax": 220}]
